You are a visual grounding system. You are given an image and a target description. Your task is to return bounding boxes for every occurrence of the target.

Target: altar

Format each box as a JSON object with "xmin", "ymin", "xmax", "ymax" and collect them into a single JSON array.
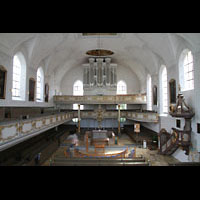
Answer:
[
  {"xmin": 91, "ymin": 130, "xmax": 109, "ymax": 145},
  {"xmin": 85, "ymin": 130, "xmax": 115, "ymax": 146}
]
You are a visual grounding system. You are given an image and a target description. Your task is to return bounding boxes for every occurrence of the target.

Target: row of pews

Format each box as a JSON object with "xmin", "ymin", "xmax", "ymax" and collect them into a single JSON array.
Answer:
[{"xmin": 50, "ymin": 155, "xmax": 151, "ymax": 166}]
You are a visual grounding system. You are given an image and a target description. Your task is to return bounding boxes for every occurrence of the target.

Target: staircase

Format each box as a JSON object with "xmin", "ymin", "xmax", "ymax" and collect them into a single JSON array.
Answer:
[
  {"xmin": 159, "ymin": 134, "xmax": 179, "ymax": 155},
  {"xmin": 158, "ymin": 128, "xmax": 190, "ymax": 155}
]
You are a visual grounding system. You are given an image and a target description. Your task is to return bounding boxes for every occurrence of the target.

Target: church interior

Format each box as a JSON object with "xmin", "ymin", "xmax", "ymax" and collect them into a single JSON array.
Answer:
[{"xmin": 0, "ymin": 33, "xmax": 200, "ymax": 166}]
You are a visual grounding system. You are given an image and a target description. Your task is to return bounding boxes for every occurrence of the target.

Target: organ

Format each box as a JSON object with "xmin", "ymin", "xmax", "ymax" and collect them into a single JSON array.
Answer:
[{"xmin": 83, "ymin": 57, "xmax": 117, "ymax": 95}]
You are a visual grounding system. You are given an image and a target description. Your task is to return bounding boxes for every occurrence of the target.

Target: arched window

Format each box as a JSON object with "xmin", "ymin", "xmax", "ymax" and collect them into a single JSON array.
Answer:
[
  {"xmin": 116, "ymin": 80, "xmax": 127, "ymax": 110},
  {"xmin": 117, "ymin": 80, "xmax": 127, "ymax": 95},
  {"xmin": 12, "ymin": 53, "xmax": 26, "ymax": 101},
  {"xmin": 36, "ymin": 67, "xmax": 44, "ymax": 102},
  {"xmin": 147, "ymin": 74, "xmax": 152, "ymax": 111},
  {"xmin": 179, "ymin": 49, "xmax": 194, "ymax": 91},
  {"xmin": 160, "ymin": 65, "xmax": 168, "ymax": 114},
  {"xmin": 73, "ymin": 80, "xmax": 84, "ymax": 110}
]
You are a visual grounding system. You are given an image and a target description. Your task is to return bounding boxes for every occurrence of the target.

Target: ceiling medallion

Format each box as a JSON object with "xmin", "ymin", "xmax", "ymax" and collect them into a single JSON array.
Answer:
[{"xmin": 86, "ymin": 49, "xmax": 114, "ymax": 57}]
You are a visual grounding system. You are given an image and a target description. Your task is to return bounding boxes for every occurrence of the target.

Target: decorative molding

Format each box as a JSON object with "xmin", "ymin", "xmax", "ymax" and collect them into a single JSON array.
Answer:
[
  {"xmin": 0, "ymin": 112, "xmax": 75, "ymax": 147},
  {"xmin": 54, "ymin": 94, "xmax": 147, "ymax": 105}
]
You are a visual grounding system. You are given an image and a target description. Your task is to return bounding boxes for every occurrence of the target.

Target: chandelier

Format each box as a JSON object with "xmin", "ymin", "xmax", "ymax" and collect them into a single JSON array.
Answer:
[{"xmin": 86, "ymin": 33, "xmax": 114, "ymax": 57}]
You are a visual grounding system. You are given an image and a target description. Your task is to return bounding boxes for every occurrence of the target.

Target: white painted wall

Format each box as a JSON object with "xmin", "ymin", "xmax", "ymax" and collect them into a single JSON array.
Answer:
[
  {"xmin": 60, "ymin": 64, "xmax": 140, "ymax": 95},
  {"xmin": 142, "ymin": 41, "xmax": 200, "ymax": 162},
  {"xmin": 1, "ymin": 33, "xmax": 200, "ymax": 162},
  {"xmin": 0, "ymin": 52, "xmax": 54, "ymax": 107}
]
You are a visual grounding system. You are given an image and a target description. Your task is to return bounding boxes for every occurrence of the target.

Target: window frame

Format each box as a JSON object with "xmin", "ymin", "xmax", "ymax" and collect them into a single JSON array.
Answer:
[
  {"xmin": 179, "ymin": 49, "xmax": 194, "ymax": 92},
  {"xmin": 36, "ymin": 67, "xmax": 44, "ymax": 102},
  {"xmin": 160, "ymin": 65, "xmax": 168, "ymax": 115},
  {"xmin": 73, "ymin": 80, "xmax": 84, "ymax": 110},
  {"xmin": 12, "ymin": 53, "xmax": 26, "ymax": 101},
  {"xmin": 12, "ymin": 56, "xmax": 21, "ymax": 98},
  {"xmin": 147, "ymin": 74, "xmax": 152, "ymax": 111},
  {"xmin": 116, "ymin": 80, "xmax": 127, "ymax": 111}
]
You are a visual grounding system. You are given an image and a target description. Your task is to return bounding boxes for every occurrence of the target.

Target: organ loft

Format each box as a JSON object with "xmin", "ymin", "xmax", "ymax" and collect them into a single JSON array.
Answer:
[
  {"xmin": 83, "ymin": 57, "xmax": 117, "ymax": 95},
  {"xmin": 0, "ymin": 33, "xmax": 200, "ymax": 166}
]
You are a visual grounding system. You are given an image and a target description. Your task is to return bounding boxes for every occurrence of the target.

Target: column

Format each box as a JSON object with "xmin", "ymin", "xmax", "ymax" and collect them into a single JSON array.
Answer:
[
  {"xmin": 118, "ymin": 104, "xmax": 121, "ymax": 136},
  {"xmin": 78, "ymin": 104, "xmax": 81, "ymax": 134}
]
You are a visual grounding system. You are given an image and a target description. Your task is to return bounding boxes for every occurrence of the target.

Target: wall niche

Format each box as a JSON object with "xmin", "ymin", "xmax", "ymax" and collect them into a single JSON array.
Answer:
[
  {"xmin": 45, "ymin": 83, "xmax": 49, "ymax": 102},
  {"xmin": 153, "ymin": 85, "xmax": 157, "ymax": 106},
  {"xmin": 29, "ymin": 78, "xmax": 35, "ymax": 101},
  {"xmin": 169, "ymin": 79, "xmax": 176, "ymax": 104},
  {"xmin": 0, "ymin": 66, "xmax": 7, "ymax": 99}
]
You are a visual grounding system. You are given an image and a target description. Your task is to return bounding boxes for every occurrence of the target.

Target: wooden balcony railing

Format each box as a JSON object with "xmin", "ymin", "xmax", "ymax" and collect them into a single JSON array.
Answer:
[
  {"xmin": 54, "ymin": 94, "xmax": 147, "ymax": 105},
  {"xmin": 0, "ymin": 112, "xmax": 75, "ymax": 151},
  {"xmin": 73, "ymin": 110, "xmax": 159, "ymax": 123},
  {"xmin": 0, "ymin": 109, "xmax": 159, "ymax": 151}
]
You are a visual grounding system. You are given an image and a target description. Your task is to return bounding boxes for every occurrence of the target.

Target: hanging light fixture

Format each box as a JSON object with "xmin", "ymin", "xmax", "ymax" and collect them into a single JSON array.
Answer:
[
  {"xmin": 86, "ymin": 34, "xmax": 114, "ymax": 57},
  {"xmin": 86, "ymin": 33, "xmax": 114, "ymax": 57}
]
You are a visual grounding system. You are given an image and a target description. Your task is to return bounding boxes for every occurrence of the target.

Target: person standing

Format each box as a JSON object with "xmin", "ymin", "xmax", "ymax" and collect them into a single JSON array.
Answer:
[{"xmin": 34, "ymin": 153, "xmax": 41, "ymax": 166}]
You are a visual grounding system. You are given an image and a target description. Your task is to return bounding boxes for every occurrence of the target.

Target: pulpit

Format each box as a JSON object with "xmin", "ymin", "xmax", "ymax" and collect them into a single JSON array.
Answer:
[{"xmin": 159, "ymin": 85, "xmax": 195, "ymax": 155}]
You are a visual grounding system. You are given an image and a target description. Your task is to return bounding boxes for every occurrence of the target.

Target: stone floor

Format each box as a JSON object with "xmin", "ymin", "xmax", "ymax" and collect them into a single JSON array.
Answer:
[
  {"xmin": 118, "ymin": 133, "xmax": 179, "ymax": 166},
  {"xmin": 42, "ymin": 132, "xmax": 180, "ymax": 166}
]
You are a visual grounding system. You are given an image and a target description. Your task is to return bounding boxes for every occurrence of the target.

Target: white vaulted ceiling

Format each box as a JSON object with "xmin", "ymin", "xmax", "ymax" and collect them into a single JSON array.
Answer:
[{"xmin": 0, "ymin": 33, "xmax": 200, "ymax": 88}]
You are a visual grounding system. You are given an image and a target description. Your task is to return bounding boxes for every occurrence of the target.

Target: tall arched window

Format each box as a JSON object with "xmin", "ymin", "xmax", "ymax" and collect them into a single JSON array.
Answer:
[
  {"xmin": 179, "ymin": 49, "xmax": 194, "ymax": 91},
  {"xmin": 160, "ymin": 65, "xmax": 168, "ymax": 114},
  {"xmin": 117, "ymin": 80, "xmax": 127, "ymax": 95},
  {"xmin": 12, "ymin": 53, "xmax": 26, "ymax": 101},
  {"xmin": 73, "ymin": 80, "xmax": 84, "ymax": 110},
  {"xmin": 36, "ymin": 67, "xmax": 44, "ymax": 102},
  {"xmin": 147, "ymin": 74, "xmax": 152, "ymax": 111},
  {"xmin": 116, "ymin": 80, "xmax": 127, "ymax": 110}
]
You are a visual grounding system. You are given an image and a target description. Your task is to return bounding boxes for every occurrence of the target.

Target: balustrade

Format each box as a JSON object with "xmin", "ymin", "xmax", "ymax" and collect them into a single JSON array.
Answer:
[
  {"xmin": 0, "ymin": 112, "xmax": 75, "ymax": 150},
  {"xmin": 54, "ymin": 94, "xmax": 147, "ymax": 104}
]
